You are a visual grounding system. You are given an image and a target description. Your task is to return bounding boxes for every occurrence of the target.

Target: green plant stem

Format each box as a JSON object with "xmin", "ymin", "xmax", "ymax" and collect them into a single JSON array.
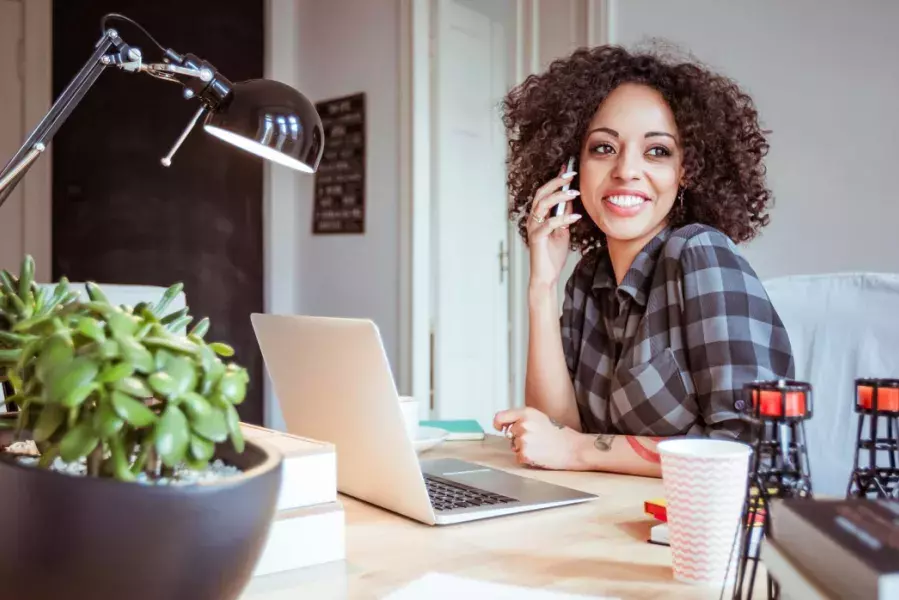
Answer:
[
  {"xmin": 131, "ymin": 437, "xmax": 152, "ymax": 475},
  {"xmin": 146, "ymin": 447, "xmax": 161, "ymax": 479},
  {"xmin": 38, "ymin": 446, "xmax": 59, "ymax": 469},
  {"xmin": 87, "ymin": 443, "xmax": 103, "ymax": 477}
]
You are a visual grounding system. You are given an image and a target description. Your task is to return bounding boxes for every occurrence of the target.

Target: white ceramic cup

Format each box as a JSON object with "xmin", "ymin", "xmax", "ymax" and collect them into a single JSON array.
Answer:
[
  {"xmin": 398, "ymin": 396, "xmax": 419, "ymax": 440},
  {"xmin": 657, "ymin": 438, "xmax": 752, "ymax": 587}
]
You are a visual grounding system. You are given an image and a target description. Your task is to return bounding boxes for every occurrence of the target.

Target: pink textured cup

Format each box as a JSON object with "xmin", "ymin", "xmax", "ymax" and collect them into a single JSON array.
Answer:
[{"xmin": 657, "ymin": 438, "xmax": 751, "ymax": 586}]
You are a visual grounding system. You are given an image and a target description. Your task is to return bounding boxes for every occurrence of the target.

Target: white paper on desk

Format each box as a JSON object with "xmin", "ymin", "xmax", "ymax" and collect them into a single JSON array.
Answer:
[{"xmin": 383, "ymin": 573, "xmax": 617, "ymax": 600}]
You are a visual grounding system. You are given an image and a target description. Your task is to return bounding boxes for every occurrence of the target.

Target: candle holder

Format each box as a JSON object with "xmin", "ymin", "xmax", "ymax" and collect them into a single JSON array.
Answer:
[
  {"xmin": 730, "ymin": 379, "xmax": 814, "ymax": 600},
  {"xmin": 847, "ymin": 378, "xmax": 899, "ymax": 499}
]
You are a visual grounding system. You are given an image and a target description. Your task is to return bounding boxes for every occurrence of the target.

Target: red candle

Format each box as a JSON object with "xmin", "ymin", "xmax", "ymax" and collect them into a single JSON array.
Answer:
[
  {"xmin": 751, "ymin": 390, "xmax": 807, "ymax": 418},
  {"xmin": 857, "ymin": 385, "xmax": 899, "ymax": 412}
]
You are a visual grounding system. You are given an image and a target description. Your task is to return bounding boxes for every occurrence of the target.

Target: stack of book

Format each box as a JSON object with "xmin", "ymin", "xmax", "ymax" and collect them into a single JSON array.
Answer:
[
  {"xmin": 642, "ymin": 496, "xmax": 763, "ymax": 553},
  {"xmin": 644, "ymin": 497, "xmax": 670, "ymax": 546},
  {"xmin": 240, "ymin": 423, "xmax": 344, "ymax": 577},
  {"xmin": 765, "ymin": 498, "xmax": 899, "ymax": 599}
]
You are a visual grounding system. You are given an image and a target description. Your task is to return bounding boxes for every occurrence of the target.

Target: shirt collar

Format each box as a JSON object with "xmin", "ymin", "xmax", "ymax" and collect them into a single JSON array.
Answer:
[{"xmin": 592, "ymin": 226, "xmax": 673, "ymax": 306}]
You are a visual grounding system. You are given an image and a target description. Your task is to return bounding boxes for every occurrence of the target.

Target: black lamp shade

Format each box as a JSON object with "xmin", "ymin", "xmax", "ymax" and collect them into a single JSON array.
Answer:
[{"xmin": 203, "ymin": 79, "xmax": 324, "ymax": 173}]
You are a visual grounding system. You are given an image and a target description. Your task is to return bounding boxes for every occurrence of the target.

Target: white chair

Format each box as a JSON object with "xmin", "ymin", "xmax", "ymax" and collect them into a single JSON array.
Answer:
[{"xmin": 764, "ymin": 272, "xmax": 899, "ymax": 497}]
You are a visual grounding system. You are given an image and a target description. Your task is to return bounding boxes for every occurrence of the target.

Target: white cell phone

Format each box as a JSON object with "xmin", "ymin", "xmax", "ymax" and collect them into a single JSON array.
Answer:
[{"xmin": 554, "ymin": 156, "xmax": 576, "ymax": 217}]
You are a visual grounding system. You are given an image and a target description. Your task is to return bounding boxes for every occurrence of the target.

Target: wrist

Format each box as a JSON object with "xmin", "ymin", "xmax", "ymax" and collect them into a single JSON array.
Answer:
[
  {"xmin": 566, "ymin": 430, "xmax": 595, "ymax": 470},
  {"xmin": 528, "ymin": 282, "xmax": 557, "ymax": 304}
]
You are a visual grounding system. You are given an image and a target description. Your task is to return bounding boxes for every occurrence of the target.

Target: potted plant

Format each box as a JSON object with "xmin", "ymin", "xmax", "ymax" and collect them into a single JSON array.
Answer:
[{"xmin": 0, "ymin": 256, "xmax": 283, "ymax": 600}]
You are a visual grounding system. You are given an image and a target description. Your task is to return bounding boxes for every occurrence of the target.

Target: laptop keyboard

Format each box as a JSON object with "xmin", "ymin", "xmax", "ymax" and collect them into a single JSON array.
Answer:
[{"xmin": 424, "ymin": 474, "xmax": 517, "ymax": 512}]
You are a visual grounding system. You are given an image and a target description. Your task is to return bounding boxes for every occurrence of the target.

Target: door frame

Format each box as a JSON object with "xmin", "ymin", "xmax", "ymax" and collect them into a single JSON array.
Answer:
[
  {"xmin": 400, "ymin": 0, "xmax": 518, "ymax": 420},
  {"xmin": 399, "ymin": 0, "xmax": 616, "ymax": 416},
  {"xmin": 1, "ymin": 0, "xmax": 52, "ymax": 281}
]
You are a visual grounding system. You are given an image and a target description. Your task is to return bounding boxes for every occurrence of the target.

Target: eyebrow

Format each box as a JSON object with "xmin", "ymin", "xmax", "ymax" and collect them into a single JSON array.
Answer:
[{"xmin": 587, "ymin": 127, "xmax": 678, "ymax": 142}]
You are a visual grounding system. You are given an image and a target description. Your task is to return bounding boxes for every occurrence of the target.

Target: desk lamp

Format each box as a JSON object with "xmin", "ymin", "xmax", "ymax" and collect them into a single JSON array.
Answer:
[
  {"xmin": 0, "ymin": 12, "xmax": 324, "ymax": 207},
  {"xmin": 0, "ymin": 13, "xmax": 323, "ymax": 407},
  {"xmin": 730, "ymin": 379, "xmax": 815, "ymax": 600},
  {"xmin": 847, "ymin": 378, "xmax": 899, "ymax": 499}
]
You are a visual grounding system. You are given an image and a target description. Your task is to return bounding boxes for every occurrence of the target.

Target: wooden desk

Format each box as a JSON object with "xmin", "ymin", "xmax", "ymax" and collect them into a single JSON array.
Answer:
[{"xmin": 241, "ymin": 435, "xmax": 735, "ymax": 600}]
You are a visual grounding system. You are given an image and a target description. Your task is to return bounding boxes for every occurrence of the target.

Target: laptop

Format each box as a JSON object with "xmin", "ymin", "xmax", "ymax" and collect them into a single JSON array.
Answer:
[{"xmin": 250, "ymin": 313, "xmax": 597, "ymax": 526}]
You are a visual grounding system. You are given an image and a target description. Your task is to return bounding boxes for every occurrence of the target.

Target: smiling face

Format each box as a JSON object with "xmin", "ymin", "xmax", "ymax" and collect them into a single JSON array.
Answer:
[{"xmin": 578, "ymin": 83, "xmax": 685, "ymax": 246}]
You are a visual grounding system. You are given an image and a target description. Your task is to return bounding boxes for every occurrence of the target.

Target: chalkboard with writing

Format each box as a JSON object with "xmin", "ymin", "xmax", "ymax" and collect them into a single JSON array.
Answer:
[{"xmin": 313, "ymin": 93, "xmax": 366, "ymax": 234}]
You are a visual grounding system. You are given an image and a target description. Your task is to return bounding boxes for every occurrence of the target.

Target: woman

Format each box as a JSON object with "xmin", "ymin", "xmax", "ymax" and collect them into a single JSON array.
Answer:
[{"xmin": 494, "ymin": 44, "xmax": 794, "ymax": 477}]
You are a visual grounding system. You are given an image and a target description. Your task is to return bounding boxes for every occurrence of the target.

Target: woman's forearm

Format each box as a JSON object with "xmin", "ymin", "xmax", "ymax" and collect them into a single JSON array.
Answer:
[
  {"xmin": 524, "ymin": 284, "xmax": 581, "ymax": 431},
  {"xmin": 568, "ymin": 432, "xmax": 671, "ymax": 478}
]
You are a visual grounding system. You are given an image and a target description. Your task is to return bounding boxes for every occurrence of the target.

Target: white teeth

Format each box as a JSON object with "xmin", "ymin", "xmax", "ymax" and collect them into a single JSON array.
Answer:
[{"xmin": 606, "ymin": 195, "xmax": 646, "ymax": 207}]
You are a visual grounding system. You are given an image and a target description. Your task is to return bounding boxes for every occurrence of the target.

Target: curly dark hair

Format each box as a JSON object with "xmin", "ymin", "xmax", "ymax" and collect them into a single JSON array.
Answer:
[{"xmin": 502, "ymin": 43, "xmax": 774, "ymax": 253}]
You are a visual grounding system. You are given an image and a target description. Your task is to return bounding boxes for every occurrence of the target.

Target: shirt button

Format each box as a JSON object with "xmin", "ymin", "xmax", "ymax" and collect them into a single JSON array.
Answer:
[{"xmin": 734, "ymin": 400, "xmax": 746, "ymax": 411}]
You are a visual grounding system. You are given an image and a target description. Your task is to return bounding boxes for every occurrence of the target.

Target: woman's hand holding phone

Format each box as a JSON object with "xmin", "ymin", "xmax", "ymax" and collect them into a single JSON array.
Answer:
[{"xmin": 526, "ymin": 165, "xmax": 581, "ymax": 290}]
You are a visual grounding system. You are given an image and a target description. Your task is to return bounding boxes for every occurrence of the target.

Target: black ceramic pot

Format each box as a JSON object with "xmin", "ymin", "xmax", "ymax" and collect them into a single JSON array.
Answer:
[{"xmin": 0, "ymin": 413, "xmax": 282, "ymax": 600}]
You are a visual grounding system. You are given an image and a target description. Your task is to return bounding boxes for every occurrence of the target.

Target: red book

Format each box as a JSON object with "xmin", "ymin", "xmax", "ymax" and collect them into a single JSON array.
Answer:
[{"xmin": 644, "ymin": 498, "xmax": 667, "ymax": 522}]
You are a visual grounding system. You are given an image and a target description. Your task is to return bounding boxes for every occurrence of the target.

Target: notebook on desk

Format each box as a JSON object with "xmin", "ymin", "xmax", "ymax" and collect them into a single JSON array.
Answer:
[
  {"xmin": 419, "ymin": 419, "xmax": 485, "ymax": 441},
  {"xmin": 251, "ymin": 314, "xmax": 597, "ymax": 526}
]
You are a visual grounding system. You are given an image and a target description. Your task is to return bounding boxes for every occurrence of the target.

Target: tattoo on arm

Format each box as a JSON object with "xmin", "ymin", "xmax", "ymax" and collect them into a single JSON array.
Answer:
[
  {"xmin": 594, "ymin": 434, "xmax": 615, "ymax": 451},
  {"xmin": 625, "ymin": 436, "xmax": 661, "ymax": 463}
]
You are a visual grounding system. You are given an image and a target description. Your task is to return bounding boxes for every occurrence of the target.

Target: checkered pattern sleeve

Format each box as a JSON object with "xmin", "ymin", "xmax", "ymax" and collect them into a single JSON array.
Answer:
[
  {"xmin": 559, "ymin": 264, "xmax": 586, "ymax": 379},
  {"xmin": 678, "ymin": 231, "xmax": 795, "ymax": 440}
]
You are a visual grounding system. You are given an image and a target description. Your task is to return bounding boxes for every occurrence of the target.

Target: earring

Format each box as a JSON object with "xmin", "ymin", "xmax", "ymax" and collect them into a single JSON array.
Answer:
[{"xmin": 677, "ymin": 188, "xmax": 685, "ymax": 209}]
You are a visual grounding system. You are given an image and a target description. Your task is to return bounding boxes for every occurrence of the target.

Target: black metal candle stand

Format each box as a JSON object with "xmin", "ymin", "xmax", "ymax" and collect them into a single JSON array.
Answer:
[
  {"xmin": 847, "ymin": 378, "xmax": 899, "ymax": 500},
  {"xmin": 730, "ymin": 379, "xmax": 814, "ymax": 600}
]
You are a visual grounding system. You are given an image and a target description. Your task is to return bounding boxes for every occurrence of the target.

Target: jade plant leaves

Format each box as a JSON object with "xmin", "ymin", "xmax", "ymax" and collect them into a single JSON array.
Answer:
[
  {"xmin": 46, "ymin": 357, "xmax": 100, "ymax": 405},
  {"xmin": 119, "ymin": 337, "xmax": 154, "ymax": 374},
  {"xmin": 191, "ymin": 409, "xmax": 229, "ymax": 443},
  {"xmin": 148, "ymin": 372, "xmax": 177, "ymax": 398},
  {"xmin": 225, "ymin": 404, "xmax": 244, "ymax": 453},
  {"xmin": 35, "ymin": 332, "xmax": 74, "ymax": 383},
  {"xmin": 32, "ymin": 404, "xmax": 65, "ymax": 442},
  {"xmin": 59, "ymin": 422, "xmax": 100, "ymax": 463},
  {"xmin": 208, "ymin": 342, "xmax": 234, "ymax": 357},
  {"xmin": 155, "ymin": 405, "xmax": 190, "ymax": 467},
  {"xmin": 114, "ymin": 376, "xmax": 152, "ymax": 399},
  {"xmin": 75, "ymin": 316, "xmax": 106, "ymax": 343},
  {"xmin": 92, "ymin": 402, "xmax": 125, "ymax": 438},
  {"xmin": 190, "ymin": 434, "xmax": 215, "ymax": 462},
  {"xmin": 189, "ymin": 318, "xmax": 210, "ymax": 339},
  {"xmin": 218, "ymin": 368, "xmax": 248, "ymax": 405},
  {"xmin": 0, "ymin": 269, "xmax": 252, "ymax": 482},
  {"xmin": 111, "ymin": 391, "xmax": 157, "ymax": 427},
  {"xmin": 149, "ymin": 356, "xmax": 196, "ymax": 399},
  {"xmin": 61, "ymin": 382, "xmax": 100, "ymax": 408},
  {"xmin": 97, "ymin": 361, "xmax": 134, "ymax": 384}
]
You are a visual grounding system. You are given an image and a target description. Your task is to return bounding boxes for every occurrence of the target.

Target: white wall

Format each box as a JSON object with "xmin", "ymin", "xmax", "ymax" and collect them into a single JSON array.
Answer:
[
  {"xmin": 610, "ymin": 0, "xmax": 899, "ymax": 280},
  {"xmin": 265, "ymin": 0, "xmax": 402, "ymax": 428},
  {"xmin": 295, "ymin": 0, "xmax": 400, "ymax": 362}
]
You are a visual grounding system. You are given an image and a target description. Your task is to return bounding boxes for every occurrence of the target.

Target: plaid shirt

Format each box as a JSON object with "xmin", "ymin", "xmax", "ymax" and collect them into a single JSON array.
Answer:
[{"xmin": 560, "ymin": 224, "xmax": 794, "ymax": 440}]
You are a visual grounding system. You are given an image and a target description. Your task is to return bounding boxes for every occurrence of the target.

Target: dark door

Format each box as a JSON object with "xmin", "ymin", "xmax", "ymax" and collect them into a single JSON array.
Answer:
[{"xmin": 52, "ymin": 1, "xmax": 266, "ymax": 424}]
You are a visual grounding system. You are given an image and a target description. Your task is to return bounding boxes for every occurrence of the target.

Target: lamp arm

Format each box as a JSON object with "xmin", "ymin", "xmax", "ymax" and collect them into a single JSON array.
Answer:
[
  {"xmin": 0, "ymin": 25, "xmax": 220, "ymax": 208},
  {"xmin": 0, "ymin": 29, "xmax": 124, "ymax": 208}
]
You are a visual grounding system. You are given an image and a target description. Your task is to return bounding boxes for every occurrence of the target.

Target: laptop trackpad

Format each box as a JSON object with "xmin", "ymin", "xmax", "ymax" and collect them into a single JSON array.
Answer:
[{"xmin": 421, "ymin": 458, "xmax": 589, "ymax": 503}]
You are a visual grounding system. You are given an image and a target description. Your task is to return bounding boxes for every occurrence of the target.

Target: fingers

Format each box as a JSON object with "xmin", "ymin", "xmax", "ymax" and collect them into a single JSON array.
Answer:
[
  {"xmin": 493, "ymin": 407, "xmax": 527, "ymax": 431},
  {"xmin": 530, "ymin": 213, "xmax": 582, "ymax": 242},
  {"xmin": 528, "ymin": 189, "xmax": 581, "ymax": 228},
  {"xmin": 508, "ymin": 421, "xmax": 527, "ymax": 439},
  {"xmin": 534, "ymin": 171, "xmax": 577, "ymax": 206}
]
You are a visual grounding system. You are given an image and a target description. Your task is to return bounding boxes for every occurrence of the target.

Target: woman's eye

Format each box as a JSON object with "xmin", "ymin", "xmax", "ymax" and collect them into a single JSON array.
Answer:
[
  {"xmin": 592, "ymin": 144, "xmax": 615, "ymax": 154},
  {"xmin": 647, "ymin": 146, "xmax": 671, "ymax": 157}
]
